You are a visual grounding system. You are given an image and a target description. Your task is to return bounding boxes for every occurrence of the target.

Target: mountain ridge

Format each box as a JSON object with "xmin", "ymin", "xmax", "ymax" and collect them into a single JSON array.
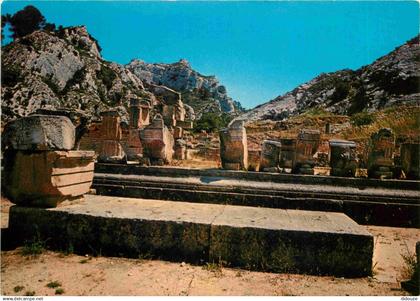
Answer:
[{"xmin": 237, "ymin": 35, "xmax": 420, "ymax": 122}]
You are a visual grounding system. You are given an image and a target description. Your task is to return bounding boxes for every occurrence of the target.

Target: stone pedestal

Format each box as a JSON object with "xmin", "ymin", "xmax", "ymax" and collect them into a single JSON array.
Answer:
[
  {"xmin": 174, "ymin": 139, "xmax": 187, "ymax": 160},
  {"xmin": 260, "ymin": 140, "xmax": 282, "ymax": 172},
  {"xmin": 294, "ymin": 129, "xmax": 321, "ymax": 174},
  {"xmin": 219, "ymin": 120, "xmax": 248, "ymax": 170},
  {"xmin": 401, "ymin": 143, "xmax": 420, "ymax": 180},
  {"xmin": 129, "ymin": 98, "xmax": 151, "ymax": 129},
  {"xmin": 248, "ymin": 149, "xmax": 261, "ymax": 172},
  {"xmin": 367, "ymin": 128, "xmax": 395, "ymax": 179},
  {"xmin": 2, "ymin": 114, "xmax": 94, "ymax": 208},
  {"xmin": 329, "ymin": 139, "xmax": 358, "ymax": 177},
  {"xmin": 98, "ymin": 111, "xmax": 126, "ymax": 163},
  {"xmin": 279, "ymin": 138, "xmax": 297, "ymax": 170},
  {"xmin": 140, "ymin": 115, "xmax": 174, "ymax": 164},
  {"xmin": 174, "ymin": 126, "xmax": 183, "ymax": 139},
  {"xmin": 2, "ymin": 114, "xmax": 75, "ymax": 151},
  {"xmin": 3, "ymin": 150, "xmax": 95, "ymax": 207}
]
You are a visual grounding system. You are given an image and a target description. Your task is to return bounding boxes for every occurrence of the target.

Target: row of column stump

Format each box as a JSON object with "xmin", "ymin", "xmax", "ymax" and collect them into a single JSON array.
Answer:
[{"xmin": 219, "ymin": 121, "xmax": 420, "ymax": 179}]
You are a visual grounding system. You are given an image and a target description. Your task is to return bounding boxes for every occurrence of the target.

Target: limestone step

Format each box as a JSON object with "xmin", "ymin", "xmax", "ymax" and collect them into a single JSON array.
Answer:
[
  {"xmin": 92, "ymin": 173, "xmax": 420, "ymax": 228},
  {"xmin": 9, "ymin": 195, "xmax": 373, "ymax": 277},
  {"xmin": 95, "ymin": 163, "xmax": 420, "ymax": 190}
]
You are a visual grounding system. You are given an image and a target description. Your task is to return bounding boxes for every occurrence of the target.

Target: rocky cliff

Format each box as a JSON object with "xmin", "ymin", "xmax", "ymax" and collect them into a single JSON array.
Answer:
[
  {"xmin": 238, "ymin": 36, "xmax": 420, "ymax": 122},
  {"xmin": 1, "ymin": 26, "xmax": 242, "ymax": 125},
  {"xmin": 127, "ymin": 59, "xmax": 243, "ymax": 118},
  {"xmin": 1, "ymin": 26, "xmax": 155, "ymax": 124}
]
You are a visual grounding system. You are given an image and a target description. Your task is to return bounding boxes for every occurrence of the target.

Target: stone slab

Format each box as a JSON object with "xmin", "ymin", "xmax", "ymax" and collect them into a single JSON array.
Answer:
[
  {"xmin": 2, "ymin": 115, "xmax": 75, "ymax": 151},
  {"xmin": 210, "ymin": 205, "xmax": 373, "ymax": 276},
  {"xmin": 9, "ymin": 195, "xmax": 373, "ymax": 277},
  {"xmin": 3, "ymin": 150, "xmax": 95, "ymax": 207}
]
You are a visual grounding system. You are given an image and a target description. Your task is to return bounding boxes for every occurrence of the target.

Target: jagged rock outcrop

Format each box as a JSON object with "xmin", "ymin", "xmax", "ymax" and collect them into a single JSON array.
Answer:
[
  {"xmin": 127, "ymin": 59, "xmax": 243, "ymax": 118},
  {"xmin": 1, "ymin": 26, "xmax": 152, "ymax": 124},
  {"xmin": 238, "ymin": 36, "xmax": 420, "ymax": 122}
]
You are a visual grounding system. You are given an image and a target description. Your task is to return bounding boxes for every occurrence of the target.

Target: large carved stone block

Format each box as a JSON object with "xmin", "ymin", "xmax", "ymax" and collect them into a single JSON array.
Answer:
[
  {"xmin": 98, "ymin": 111, "xmax": 126, "ymax": 163},
  {"xmin": 174, "ymin": 139, "xmax": 187, "ymax": 160},
  {"xmin": 2, "ymin": 115, "xmax": 75, "ymax": 151},
  {"xmin": 140, "ymin": 115, "xmax": 174, "ymax": 163},
  {"xmin": 100, "ymin": 111, "xmax": 122, "ymax": 140},
  {"xmin": 260, "ymin": 140, "xmax": 282, "ymax": 172},
  {"xmin": 219, "ymin": 120, "xmax": 248, "ymax": 170},
  {"xmin": 279, "ymin": 138, "xmax": 297, "ymax": 169},
  {"xmin": 3, "ymin": 150, "xmax": 95, "ymax": 207},
  {"xmin": 294, "ymin": 129, "xmax": 321, "ymax": 174},
  {"xmin": 400, "ymin": 143, "xmax": 420, "ymax": 179},
  {"xmin": 129, "ymin": 98, "xmax": 151, "ymax": 129},
  {"xmin": 367, "ymin": 128, "xmax": 395, "ymax": 179},
  {"xmin": 329, "ymin": 139, "xmax": 358, "ymax": 177}
]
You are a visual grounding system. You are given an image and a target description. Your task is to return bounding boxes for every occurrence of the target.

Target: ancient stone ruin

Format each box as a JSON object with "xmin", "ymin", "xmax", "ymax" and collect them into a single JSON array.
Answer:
[
  {"xmin": 400, "ymin": 142, "xmax": 420, "ymax": 180},
  {"xmin": 329, "ymin": 139, "xmax": 358, "ymax": 177},
  {"xmin": 126, "ymin": 97, "xmax": 151, "ymax": 160},
  {"xmin": 219, "ymin": 120, "xmax": 248, "ymax": 170},
  {"xmin": 367, "ymin": 128, "xmax": 395, "ymax": 179},
  {"xmin": 97, "ymin": 110, "xmax": 126, "ymax": 163},
  {"xmin": 140, "ymin": 114, "xmax": 175, "ymax": 164},
  {"xmin": 2, "ymin": 114, "xmax": 95, "ymax": 207},
  {"xmin": 294, "ymin": 129, "xmax": 321, "ymax": 174},
  {"xmin": 279, "ymin": 138, "xmax": 297, "ymax": 171},
  {"xmin": 260, "ymin": 140, "xmax": 282, "ymax": 172}
]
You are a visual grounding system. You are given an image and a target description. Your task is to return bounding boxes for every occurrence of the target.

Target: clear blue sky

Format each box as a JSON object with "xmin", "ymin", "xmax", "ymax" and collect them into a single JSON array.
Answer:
[{"xmin": 2, "ymin": 1, "xmax": 418, "ymax": 109}]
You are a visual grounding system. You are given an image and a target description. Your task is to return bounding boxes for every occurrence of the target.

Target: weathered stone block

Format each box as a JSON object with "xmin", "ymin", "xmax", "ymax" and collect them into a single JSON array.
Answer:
[
  {"xmin": 140, "ymin": 115, "xmax": 174, "ymax": 163},
  {"xmin": 8, "ymin": 196, "xmax": 374, "ymax": 277},
  {"xmin": 174, "ymin": 139, "xmax": 186, "ymax": 160},
  {"xmin": 174, "ymin": 126, "xmax": 183, "ymax": 139},
  {"xmin": 368, "ymin": 128, "xmax": 395, "ymax": 179},
  {"xmin": 176, "ymin": 120, "xmax": 194, "ymax": 129},
  {"xmin": 98, "ymin": 140, "xmax": 126, "ymax": 163},
  {"xmin": 260, "ymin": 140, "xmax": 282, "ymax": 171},
  {"xmin": 100, "ymin": 111, "xmax": 122, "ymax": 140},
  {"xmin": 209, "ymin": 206, "xmax": 373, "ymax": 277},
  {"xmin": 329, "ymin": 139, "xmax": 358, "ymax": 177},
  {"xmin": 3, "ymin": 150, "xmax": 95, "ymax": 207},
  {"xmin": 2, "ymin": 115, "xmax": 75, "ymax": 151},
  {"xmin": 401, "ymin": 143, "xmax": 420, "ymax": 179},
  {"xmin": 219, "ymin": 120, "xmax": 248, "ymax": 170},
  {"xmin": 129, "ymin": 98, "xmax": 151, "ymax": 129},
  {"xmin": 278, "ymin": 138, "xmax": 296, "ymax": 169}
]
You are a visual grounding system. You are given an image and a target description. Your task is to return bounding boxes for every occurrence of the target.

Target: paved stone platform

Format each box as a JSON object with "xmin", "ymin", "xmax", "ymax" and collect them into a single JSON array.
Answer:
[
  {"xmin": 93, "ymin": 172, "xmax": 420, "ymax": 228},
  {"xmin": 9, "ymin": 195, "xmax": 373, "ymax": 277}
]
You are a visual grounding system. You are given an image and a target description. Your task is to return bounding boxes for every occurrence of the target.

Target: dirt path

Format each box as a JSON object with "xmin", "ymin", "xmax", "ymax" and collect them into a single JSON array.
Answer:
[{"xmin": 1, "ymin": 197, "xmax": 418, "ymax": 296}]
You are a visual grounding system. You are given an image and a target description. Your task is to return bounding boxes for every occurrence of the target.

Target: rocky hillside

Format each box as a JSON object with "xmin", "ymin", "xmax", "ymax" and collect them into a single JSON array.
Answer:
[
  {"xmin": 1, "ymin": 25, "xmax": 242, "ymax": 125},
  {"xmin": 1, "ymin": 26, "xmax": 155, "ymax": 124},
  {"xmin": 238, "ymin": 36, "xmax": 420, "ymax": 122},
  {"xmin": 127, "ymin": 59, "xmax": 243, "ymax": 118}
]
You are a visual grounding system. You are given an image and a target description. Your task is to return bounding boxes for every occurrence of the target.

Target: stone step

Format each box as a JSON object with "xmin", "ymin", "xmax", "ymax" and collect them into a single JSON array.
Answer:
[
  {"xmin": 9, "ymin": 195, "xmax": 373, "ymax": 277},
  {"xmin": 92, "ymin": 174, "xmax": 420, "ymax": 228},
  {"xmin": 95, "ymin": 163, "xmax": 420, "ymax": 190}
]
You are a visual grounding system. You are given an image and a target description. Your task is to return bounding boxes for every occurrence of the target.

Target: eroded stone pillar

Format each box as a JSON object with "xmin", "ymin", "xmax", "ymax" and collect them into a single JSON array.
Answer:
[
  {"xmin": 219, "ymin": 120, "xmax": 248, "ymax": 170},
  {"xmin": 260, "ymin": 140, "xmax": 282, "ymax": 172},
  {"xmin": 140, "ymin": 115, "xmax": 174, "ymax": 164},
  {"xmin": 400, "ymin": 142, "xmax": 419, "ymax": 179},
  {"xmin": 294, "ymin": 129, "xmax": 321, "ymax": 174},
  {"xmin": 174, "ymin": 139, "xmax": 187, "ymax": 160},
  {"xmin": 279, "ymin": 138, "xmax": 297, "ymax": 171},
  {"xmin": 98, "ymin": 110, "xmax": 126, "ymax": 163},
  {"xmin": 367, "ymin": 128, "xmax": 395, "ymax": 179},
  {"xmin": 329, "ymin": 139, "xmax": 358, "ymax": 177}
]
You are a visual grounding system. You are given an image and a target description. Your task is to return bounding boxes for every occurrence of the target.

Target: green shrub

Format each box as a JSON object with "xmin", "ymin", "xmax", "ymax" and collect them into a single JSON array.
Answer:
[
  {"xmin": 350, "ymin": 111, "xmax": 375, "ymax": 126},
  {"xmin": 96, "ymin": 65, "xmax": 116, "ymax": 90},
  {"xmin": 194, "ymin": 112, "xmax": 233, "ymax": 133}
]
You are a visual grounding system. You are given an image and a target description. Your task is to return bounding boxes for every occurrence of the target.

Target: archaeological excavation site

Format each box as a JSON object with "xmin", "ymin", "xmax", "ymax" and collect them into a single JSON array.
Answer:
[{"xmin": 1, "ymin": 2, "xmax": 419, "ymax": 297}]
